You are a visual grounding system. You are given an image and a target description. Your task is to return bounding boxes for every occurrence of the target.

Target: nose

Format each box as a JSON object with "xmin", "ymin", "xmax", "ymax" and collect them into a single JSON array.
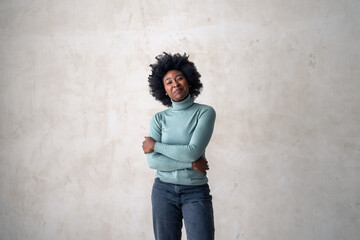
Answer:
[{"xmin": 172, "ymin": 80, "xmax": 179, "ymax": 87}]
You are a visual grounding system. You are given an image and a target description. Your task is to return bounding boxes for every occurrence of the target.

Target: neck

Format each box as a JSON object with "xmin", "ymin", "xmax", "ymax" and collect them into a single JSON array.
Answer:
[{"xmin": 171, "ymin": 94, "xmax": 194, "ymax": 110}]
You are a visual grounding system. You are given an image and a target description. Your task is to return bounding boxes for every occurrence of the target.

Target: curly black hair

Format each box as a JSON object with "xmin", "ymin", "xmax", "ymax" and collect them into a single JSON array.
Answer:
[{"xmin": 148, "ymin": 52, "xmax": 203, "ymax": 107}]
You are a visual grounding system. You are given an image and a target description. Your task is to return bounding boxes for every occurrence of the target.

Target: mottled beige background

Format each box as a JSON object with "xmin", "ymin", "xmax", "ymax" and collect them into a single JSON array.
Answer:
[{"xmin": 1, "ymin": 0, "xmax": 359, "ymax": 239}]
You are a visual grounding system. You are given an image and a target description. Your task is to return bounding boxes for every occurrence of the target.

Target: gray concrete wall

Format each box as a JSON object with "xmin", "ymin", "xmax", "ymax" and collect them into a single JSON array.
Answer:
[{"xmin": 1, "ymin": 0, "xmax": 359, "ymax": 239}]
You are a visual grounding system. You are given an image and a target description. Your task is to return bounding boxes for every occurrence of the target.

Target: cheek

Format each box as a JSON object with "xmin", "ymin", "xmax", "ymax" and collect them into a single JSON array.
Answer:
[{"xmin": 185, "ymin": 83, "xmax": 190, "ymax": 91}]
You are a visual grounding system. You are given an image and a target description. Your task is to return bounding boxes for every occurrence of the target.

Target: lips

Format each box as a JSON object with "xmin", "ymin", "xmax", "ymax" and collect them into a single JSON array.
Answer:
[{"xmin": 173, "ymin": 88, "xmax": 183, "ymax": 94}]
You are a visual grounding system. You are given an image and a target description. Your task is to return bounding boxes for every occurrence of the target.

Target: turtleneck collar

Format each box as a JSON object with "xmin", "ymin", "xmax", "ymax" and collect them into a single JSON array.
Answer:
[{"xmin": 171, "ymin": 94, "xmax": 194, "ymax": 111}]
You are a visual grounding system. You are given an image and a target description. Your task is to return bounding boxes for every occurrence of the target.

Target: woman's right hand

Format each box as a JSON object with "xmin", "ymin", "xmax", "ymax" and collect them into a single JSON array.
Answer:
[
  {"xmin": 192, "ymin": 157, "xmax": 209, "ymax": 175},
  {"xmin": 142, "ymin": 137, "xmax": 156, "ymax": 154}
]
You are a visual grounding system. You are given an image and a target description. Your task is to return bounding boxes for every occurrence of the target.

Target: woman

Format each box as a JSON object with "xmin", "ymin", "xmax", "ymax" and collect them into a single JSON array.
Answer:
[{"xmin": 142, "ymin": 52, "xmax": 216, "ymax": 240}]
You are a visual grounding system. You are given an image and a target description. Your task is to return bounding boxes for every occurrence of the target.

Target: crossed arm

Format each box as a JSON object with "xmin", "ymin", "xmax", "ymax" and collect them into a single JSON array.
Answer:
[{"xmin": 142, "ymin": 107, "xmax": 215, "ymax": 174}]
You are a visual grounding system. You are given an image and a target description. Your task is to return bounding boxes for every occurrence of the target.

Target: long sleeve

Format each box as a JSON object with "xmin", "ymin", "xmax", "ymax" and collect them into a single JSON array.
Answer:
[
  {"xmin": 146, "ymin": 113, "xmax": 192, "ymax": 171},
  {"xmin": 147, "ymin": 152, "xmax": 191, "ymax": 171},
  {"xmin": 154, "ymin": 106, "xmax": 216, "ymax": 162}
]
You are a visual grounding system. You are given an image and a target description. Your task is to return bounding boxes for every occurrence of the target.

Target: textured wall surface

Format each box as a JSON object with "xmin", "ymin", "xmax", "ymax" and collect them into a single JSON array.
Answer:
[{"xmin": 1, "ymin": 0, "xmax": 359, "ymax": 239}]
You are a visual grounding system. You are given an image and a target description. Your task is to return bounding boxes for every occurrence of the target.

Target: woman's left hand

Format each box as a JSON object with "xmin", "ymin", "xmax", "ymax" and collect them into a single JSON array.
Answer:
[{"xmin": 142, "ymin": 137, "xmax": 156, "ymax": 154}]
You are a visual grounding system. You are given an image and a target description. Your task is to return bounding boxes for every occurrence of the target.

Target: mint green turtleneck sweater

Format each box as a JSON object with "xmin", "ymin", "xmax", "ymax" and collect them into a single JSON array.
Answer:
[{"xmin": 147, "ymin": 95, "xmax": 216, "ymax": 185}]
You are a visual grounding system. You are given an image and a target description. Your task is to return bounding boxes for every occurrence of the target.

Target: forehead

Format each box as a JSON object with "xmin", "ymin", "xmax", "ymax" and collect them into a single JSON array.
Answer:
[{"xmin": 163, "ymin": 70, "xmax": 183, "ymax": 81}]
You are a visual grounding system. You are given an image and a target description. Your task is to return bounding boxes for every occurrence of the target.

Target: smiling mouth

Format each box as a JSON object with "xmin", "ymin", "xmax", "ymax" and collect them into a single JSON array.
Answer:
[{"xmin": 173, "ymin": 89, "xmax": 182, "ymax": 94}]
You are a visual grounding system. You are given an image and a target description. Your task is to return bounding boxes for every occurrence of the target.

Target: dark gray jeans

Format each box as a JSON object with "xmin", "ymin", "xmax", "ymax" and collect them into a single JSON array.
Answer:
[{"xmin": 151, "ymin": 178, "xmax": 215, "ymax": 240}]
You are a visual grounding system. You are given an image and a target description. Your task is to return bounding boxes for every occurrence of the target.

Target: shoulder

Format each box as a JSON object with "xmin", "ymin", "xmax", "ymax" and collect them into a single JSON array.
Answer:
[
  {"xmin": 151, "ymin": 108, "xmax": 168, "ymax": 123},
  {"xmin": 193, "ymin": 103, "xmax": 216, "ymax": 118}
]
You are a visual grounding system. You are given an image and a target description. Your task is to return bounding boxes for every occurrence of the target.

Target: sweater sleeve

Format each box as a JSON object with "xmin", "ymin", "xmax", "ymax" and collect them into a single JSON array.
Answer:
[
  {"xmin": 154, "ymin": 106, "xmax": 216, "ymax": 163},
  {"xmin": 146, "ymin": 113, "xmax": 192, "ymax": 171}
]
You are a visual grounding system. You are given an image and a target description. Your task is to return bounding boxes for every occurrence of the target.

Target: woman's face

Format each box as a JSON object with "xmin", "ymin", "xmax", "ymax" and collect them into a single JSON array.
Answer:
[{"xmin": 163, "ymin": 70, "xmax": 189, "ymax": 102}]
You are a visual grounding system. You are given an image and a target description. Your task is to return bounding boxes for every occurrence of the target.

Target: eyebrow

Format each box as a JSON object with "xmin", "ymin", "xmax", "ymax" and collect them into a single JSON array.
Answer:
[{"xmin": 164, "ymin": 74, "xmax": 183, "ymax": 81}]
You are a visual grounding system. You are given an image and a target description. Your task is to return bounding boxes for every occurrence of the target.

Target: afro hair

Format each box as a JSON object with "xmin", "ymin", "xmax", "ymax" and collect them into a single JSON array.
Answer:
[{"xmin": 148, "ymin": 52, "xmax": 203, "ymax": 107}]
